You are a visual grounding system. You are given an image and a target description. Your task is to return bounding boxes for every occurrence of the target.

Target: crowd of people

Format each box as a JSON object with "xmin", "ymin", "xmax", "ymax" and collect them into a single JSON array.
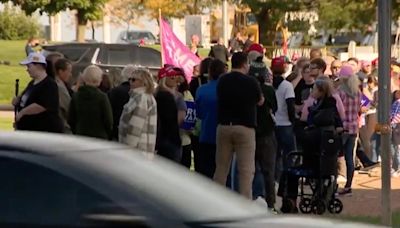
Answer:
[{"xmin": 12, "ymin": 39, "xmax": 400, "ymax": 214}]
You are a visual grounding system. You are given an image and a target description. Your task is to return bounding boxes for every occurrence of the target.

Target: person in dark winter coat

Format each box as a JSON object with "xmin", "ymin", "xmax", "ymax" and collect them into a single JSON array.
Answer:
[
  {"xmin": 68, "ymin": 65, "xmax": 113, "ymax": 139},
  {"xmin": 209, "ymin": 37, "xmax": 230, "ymax": 64},
  {"xmin": 108, "ymin": 65, "xmax": 135, "ymax": 140}
]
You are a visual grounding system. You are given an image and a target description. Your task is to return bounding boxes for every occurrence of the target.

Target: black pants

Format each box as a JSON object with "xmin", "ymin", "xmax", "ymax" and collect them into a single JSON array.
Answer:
[
  {"xmin": 181, "ymin": 144, "xmax": 192, "ymax": 168},
  {"xmin": 157, "ymin": 140, "xmax": 182, "ymax": 163},
  {"xmin": 197, "ymin": 143, "xmax": 216, "ymax": 179},
  {"xmin": 255, "ymin": 133, "xmax": 277, "ymax": 206},
  {"xmin": 191, "ymin": 135, "xmax": 201, "ymax": 171}
]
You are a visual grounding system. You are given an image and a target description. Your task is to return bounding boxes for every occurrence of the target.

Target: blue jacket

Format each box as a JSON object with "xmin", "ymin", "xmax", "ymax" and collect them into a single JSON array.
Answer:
[{"xmin": 196, "ymin": 80, "xmax": 218, "ymax": 144}]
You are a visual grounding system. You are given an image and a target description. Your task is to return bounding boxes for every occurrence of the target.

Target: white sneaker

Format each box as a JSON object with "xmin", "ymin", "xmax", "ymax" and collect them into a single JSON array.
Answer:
[
  {"xmin": 392, "ymin": 170, "xmax": 400, "ymax": 178},
  {"xmin": 337, "ymin": 175, "xmax": 347, "ymax": 184},
  {"xmin": 254, "ymin": 196, "xmax": 269, "ymax": 208}
]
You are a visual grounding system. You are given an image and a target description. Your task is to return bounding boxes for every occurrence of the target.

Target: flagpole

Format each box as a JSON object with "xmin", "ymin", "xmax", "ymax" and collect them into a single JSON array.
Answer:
[{"xmin": 159, "ymin": 8, "xmax": 164, "ymax": 66}]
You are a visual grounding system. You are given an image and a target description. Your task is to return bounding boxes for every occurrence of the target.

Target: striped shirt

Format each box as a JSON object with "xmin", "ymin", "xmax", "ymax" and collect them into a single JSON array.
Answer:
[{"xmin": 391, "ymin": 100, "xmax": 400, "ymax": 125}]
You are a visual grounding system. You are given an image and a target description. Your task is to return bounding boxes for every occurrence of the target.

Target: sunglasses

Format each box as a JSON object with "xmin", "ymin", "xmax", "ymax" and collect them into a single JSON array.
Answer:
[{"xmin": 332, "ymin": 66, "xmax": 341, "ymax": 70}]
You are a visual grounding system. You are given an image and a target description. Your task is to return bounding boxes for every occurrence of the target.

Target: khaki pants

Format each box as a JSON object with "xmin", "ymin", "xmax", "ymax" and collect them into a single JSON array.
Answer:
[
  {"xmin": 359, "ymin": 113, "xmax": 377, "ymax": 159},
  {"xmin": 214, "ymin": 125, "xmax": 256, "ymax": 199}
]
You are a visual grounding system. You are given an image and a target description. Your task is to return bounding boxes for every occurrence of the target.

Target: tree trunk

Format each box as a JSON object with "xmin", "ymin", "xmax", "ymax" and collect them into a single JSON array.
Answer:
[
  {"xmin": 257, "ymin": 7, "xmax": 275, "ymax": 46},
  {"xmin": 76, "ymin": 11, "xmax": 87, "ymax": 42},
  {"xmin": 256, "ymin": 7, "xmax": 279, "ymax": 57},
  {"xmin": 91, "ymin": 21, "xmax": 95, "ymax": 40}
]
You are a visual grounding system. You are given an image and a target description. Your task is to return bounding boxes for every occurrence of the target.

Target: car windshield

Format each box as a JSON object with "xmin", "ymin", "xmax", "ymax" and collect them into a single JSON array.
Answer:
[{"xmin": 126, "ymin": 32, "xmax": 155, "ymax": 40}]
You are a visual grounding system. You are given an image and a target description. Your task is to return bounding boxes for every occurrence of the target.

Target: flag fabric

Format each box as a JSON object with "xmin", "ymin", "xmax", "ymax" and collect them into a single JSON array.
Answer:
[
  {"xmin": 160, "ymin": 18, "xmax": 201, "ymax": 82},
  {"xmin": 361, "ymin": 93, "xmax": 371, "ymax": 107}
]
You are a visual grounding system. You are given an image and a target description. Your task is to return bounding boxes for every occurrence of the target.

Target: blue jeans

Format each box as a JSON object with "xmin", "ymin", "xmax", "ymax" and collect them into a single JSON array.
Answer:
[
  {"xmin": 343, "ymin": 134, "xmax": 357, "ymax": 188},
  {"xmin": 275, "ymin": 126, "xmax": 295, "ymax": 175},
  {"xmin": 392, "ymin": 144, "xmax": 400, "ymax": 171},
  {"xmin": 371, "ymin": 133, "xmax": 381, "ymax": 162},
  {"xmin": 252, "ymin": 164, "xmax": 265, "ymax": 199}
]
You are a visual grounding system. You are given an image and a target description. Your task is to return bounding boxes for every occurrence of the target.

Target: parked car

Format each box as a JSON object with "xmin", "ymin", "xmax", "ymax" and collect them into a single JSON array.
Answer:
[
  {"xmin": 42, "ymin": 43, "xmax": 162, "ymax": 84},
  {"xmin": 0, "ymin": 131, "xmax": 381, "ymax": 227},
  {"xmin": 117, "ymin": 30, "xmax": 159, "ymax": 45}
]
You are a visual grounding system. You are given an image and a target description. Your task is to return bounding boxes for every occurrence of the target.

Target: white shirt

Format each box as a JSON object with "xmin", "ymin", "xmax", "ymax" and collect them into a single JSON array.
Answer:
[{"xmin": 275, "ymin": 80, "xmax": 295, "ymax": 126}]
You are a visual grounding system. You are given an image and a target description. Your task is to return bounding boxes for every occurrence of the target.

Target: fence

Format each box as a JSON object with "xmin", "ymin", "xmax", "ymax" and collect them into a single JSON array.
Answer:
[{"xmin": 264, "ymin": 44, "xmax": 400, "ymax": 60}]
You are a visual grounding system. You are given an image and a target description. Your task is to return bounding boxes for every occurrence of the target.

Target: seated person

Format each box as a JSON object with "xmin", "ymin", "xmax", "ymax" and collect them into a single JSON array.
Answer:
[{"xmin": 278, "ymin": 76, "xmax": 343, "ymax": 213}]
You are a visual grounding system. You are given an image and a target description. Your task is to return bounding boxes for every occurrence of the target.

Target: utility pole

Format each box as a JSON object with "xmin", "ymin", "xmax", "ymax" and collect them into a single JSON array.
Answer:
[{"xmin": 377, "ymin": 0, "xmax": 392, "ymax": 226}]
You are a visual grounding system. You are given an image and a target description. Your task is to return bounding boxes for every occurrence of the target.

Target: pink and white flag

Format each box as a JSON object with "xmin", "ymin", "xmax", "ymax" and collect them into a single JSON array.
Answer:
[{"xmin": 160, "ymin": 18, "xmax": 201, "ymax": 82}]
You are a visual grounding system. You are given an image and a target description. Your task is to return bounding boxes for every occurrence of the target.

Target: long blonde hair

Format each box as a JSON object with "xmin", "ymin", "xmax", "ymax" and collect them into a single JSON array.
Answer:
[{"xmin": 131, "ymin": 68, "xmax": 155, "ymax": 94}]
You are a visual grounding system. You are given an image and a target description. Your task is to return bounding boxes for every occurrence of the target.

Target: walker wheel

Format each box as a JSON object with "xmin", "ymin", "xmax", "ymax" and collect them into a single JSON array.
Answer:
[
  {"xmin": 328, "ymin": 199, "xmax": 343, "ymax": 214},
  {"xmin": 299, "ymin": 198, "xmax": 312, "ymax": 214},
  {"xmin": 312, "ymin": 199, "xmax": 326, "ymax": 215}
]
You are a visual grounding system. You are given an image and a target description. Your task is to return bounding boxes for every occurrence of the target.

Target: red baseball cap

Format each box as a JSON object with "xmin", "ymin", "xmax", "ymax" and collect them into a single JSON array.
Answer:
[
  {"xmin": 372, "ymin": 58, "xmax": 378, "ymax": 67},
  {"xmin": 247, "ymin": 43, "xmax": 264, "ymax": 54},
  {"xmin": 271, "ymin": 56, "xmax": 290, "ymax": 72},
  {"xmin": 158, "ymin": 65, "xmax": 182, "ymax": 80}
]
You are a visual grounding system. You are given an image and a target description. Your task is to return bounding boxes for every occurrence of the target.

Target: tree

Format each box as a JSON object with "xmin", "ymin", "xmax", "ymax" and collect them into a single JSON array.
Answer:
[
  {"xmin": 1, "ymin": 0, "xmax": 108, "ymax": 42},
  {"xmin": 0, "ymin": 3, "xmax": 41, "ymax": 40},
  {"xmin": 106, "ymin": 0, "xmax": 143, "ymax": 32},
  {"xmin": 315, "ymin": 0, "xmax": 375, "ymax": 32},
  {"xmin": 241, "ymin": 0, "xmax": 314, "ymax": 46},
  {"xmin": 143, "ymin": 0, "xmax": 222, "ymax": 19}
]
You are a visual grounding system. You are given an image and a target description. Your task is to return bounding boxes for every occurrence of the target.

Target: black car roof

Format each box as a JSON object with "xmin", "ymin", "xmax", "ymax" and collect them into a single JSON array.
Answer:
[{"xmin": 42, "ymin": 43, "xmax": 156, "ymax": 50}]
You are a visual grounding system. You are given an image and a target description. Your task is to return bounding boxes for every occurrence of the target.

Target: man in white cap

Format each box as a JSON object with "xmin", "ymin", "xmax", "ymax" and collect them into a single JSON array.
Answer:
[{"xmin": 12, "ymin": 53, "xmax": 63, "ymax": 132}]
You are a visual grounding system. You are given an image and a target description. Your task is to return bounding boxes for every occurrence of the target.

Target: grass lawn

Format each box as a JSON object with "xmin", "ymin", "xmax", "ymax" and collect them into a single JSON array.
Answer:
[
  {"xmin": 0, "ymin": 40, "xmax": 30, "ymax": 105},
  {"xmin": 0, "ymin": 41, "xmax": 210, "ymax": 105},
  {"xmin": 328, "ymin": 210, "xmax": 400, "ymax": 226},
  {"xmin": 0, "ymin": 115, "xmax": 13, "ymax": 131}
]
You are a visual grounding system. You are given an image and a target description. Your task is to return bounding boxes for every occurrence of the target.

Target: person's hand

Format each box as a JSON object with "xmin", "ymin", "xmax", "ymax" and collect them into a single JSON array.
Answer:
[
  {"xmin": 336, "ymin": 127, "xmax": 344, "ymax": 133},
  {"xmin": 257, "ymin": 95, "xmax": 265, "ymax": 106},
  {"xmin": 15, "ymin": 111, "xmax": 24, "ymax": 122},
  {"xmin": 12, "ymin": 96, "xmax": 20, "ymax": 106},
  {"xmin": 361, "ymin": 106, "xmax": 368, "ymax": 113}
]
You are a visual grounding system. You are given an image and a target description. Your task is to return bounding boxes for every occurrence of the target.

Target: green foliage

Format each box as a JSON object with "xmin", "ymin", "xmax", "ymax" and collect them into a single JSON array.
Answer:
[
  {"xmin": 0, "ymin": 115, "xmax": 13, "ymax": 131},
  {"xmin": 0, "ymin": 40, "xmax": 31, "ymax": 105},
  {"xmin": 2, "ymin": 0, "xmax": 107, "ymax": 41},
  {"xmin": 143, "ymin": 0, "xmax": 225, "ymax": 19},
  {"xmin": 315, "ymin": 0, "xmax": 376, "ymax": 32},
  {"xmin": 0, "ymin": 5, "xmax": 41, "ymax": 40},
  {"xmin": 241, "ymin": 0, "xmax": 313, "ymax": 45}
]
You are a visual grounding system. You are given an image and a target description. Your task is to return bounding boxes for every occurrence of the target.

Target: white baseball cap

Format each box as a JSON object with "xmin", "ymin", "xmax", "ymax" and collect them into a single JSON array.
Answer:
[{"xmin": 20, "ymin": 53, "xmax": 47, "ymax": 65}]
